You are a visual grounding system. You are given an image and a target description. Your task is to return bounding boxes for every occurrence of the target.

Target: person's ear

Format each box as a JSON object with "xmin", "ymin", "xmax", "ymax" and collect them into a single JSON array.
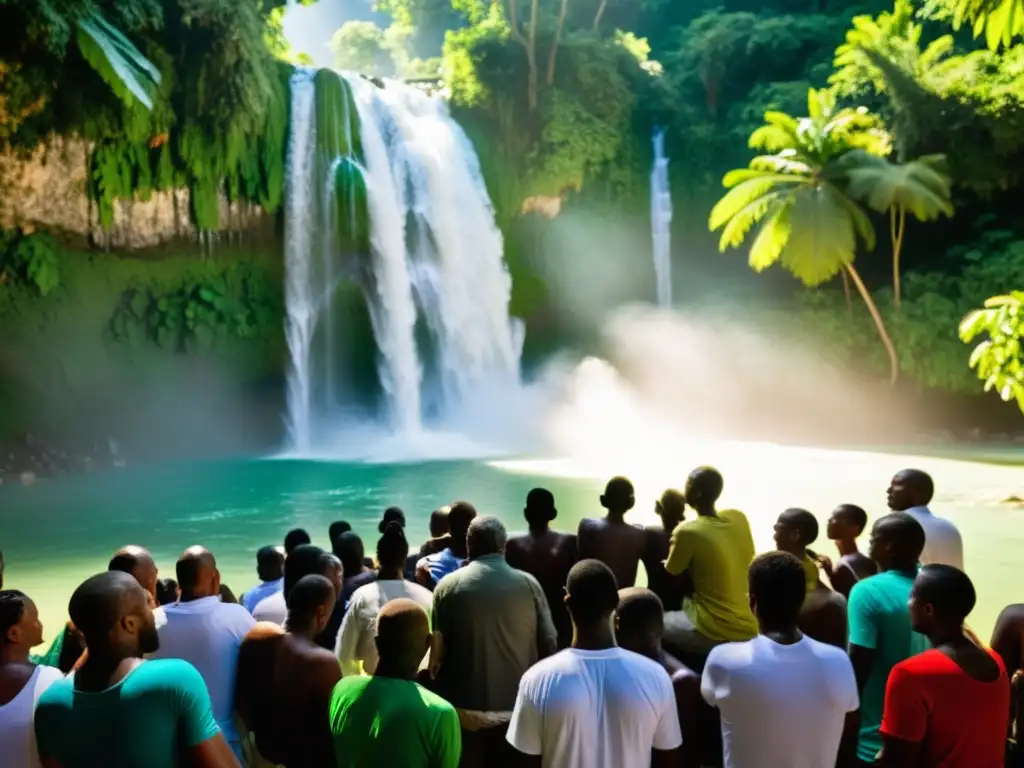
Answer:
[{"xmin": 121, "ymin": 612, "xmax": 139, "ymax": 636}]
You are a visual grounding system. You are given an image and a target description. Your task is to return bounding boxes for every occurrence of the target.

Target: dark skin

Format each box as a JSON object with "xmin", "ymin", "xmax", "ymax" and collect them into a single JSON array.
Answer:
[
  {"xmin": 577, "ymin": 484, "xmax": 646, "ymax": 589},
  {"xmin": 506, "ymin": 506, "xmax": 578, "ymax": 648},
  {"xmin": 177, "ymin": 546, "xmax": 221, "ymax": 601},
  {"xmin": 0, "ymin": 597, "xmax": 44, "ymax": 707},
  {"xmin": 991, "ymin": 604, "xmax": 1024, "ymax": 740},
  {"xmin": 237, "ymin": 593, "xmax": 340, "ymax": 768},
  {"xmin": 816, "ymin": 508, "xmax": 877, "ymax": 599},
  {"xmin": 52, "ymin": 577, "xmax": 238, "ymax": 768},
  {"xmin": 516, "ymin": 591, "xmax": 682, "ymax": 768},
  {"xmin": 877, "ymin": 588, "xmax": 1002, "ymax": 768},
  {"xmin": 616, "ymin": 604, "xmax": 699, "ymax": 768},
  {"xmin": 642, "ymin": 492, "xmax": 691, "ymax": 610}
]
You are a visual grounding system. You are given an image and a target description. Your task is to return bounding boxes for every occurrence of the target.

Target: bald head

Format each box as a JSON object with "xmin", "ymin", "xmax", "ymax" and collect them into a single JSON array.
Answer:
[
  {"xmin": 176, "ymin": 546, "xmax": 220, "ymax": 600},
  {"xmin": 108, "ymin": 546, "xmax": 158, "ymax": 598},
  {"xmin": 375, "ymin": 598, "xmax": 431, "ymax": 677},
  {"xmin": 70, "ymin": 571, "xmax": 159, "ymax": 656}
]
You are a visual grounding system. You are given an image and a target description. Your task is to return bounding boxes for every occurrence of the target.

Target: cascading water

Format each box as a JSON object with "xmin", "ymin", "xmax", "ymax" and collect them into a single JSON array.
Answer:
[
  {"xmin": 651, "ymin": 128, "xmax": 673, "ymax": 308},
  {"xmin": 283, "ymin": 69, "xmax": 522, "ymax": 453}
]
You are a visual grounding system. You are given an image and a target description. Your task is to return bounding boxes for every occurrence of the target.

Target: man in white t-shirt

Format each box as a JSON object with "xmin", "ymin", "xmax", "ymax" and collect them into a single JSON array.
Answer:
[
  {"xmin": 507, "ymin": 559, "xmax": 682, "ymax": 768},
  {"xmin": 887, "ymin": 469, "xmax": 964, "ymax": 570},
  {"xmin": 701, "ymin": 551, "xmax": 859, "ymax": 768},
  {"xmin": 151, "ymin": 546, "xmax": 254, "ymax": 760}
]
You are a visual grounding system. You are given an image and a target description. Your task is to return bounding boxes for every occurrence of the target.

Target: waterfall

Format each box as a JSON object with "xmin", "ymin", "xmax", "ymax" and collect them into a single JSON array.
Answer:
[
  {"xmin": 283, "ymin": 70, "xmax": 522, "ymax": 452},
  {"xmin": 651, "ymin": 128, "xmax": 673, "ymax": 308}
]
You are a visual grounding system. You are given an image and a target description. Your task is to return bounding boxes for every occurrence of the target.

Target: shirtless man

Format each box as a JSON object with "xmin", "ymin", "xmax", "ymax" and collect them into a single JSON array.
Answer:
[
  {"xmin": 237, "ymin": 574, "xmax": 342, "ymax": 768},
  {"xmin": 506, "ymin": 488, "xmax": 577, "ymax": 648},
  {"xmin": 991, "ymin": 603, "xmax": 1024, "ymax": 758},
  {"xmin": 616, "ymin": 587, "xmax": 703, "ymax": 768},
  {"xmin": 642, "ymin": 489, "xmax": 690, "ymax": 612},
  {"xmin": 576, "ymin": 476, "xmax": 646, "ymax": 589},
  {"xmin": 817, "ymin": 504, "xmax": 878, "ymax": 598}
]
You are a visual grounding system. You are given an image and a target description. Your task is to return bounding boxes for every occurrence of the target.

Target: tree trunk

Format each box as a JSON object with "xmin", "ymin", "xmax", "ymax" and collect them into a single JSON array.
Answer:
[
  {"xmin": 547, "ymin": 0, "xmax": 569, "ymax": 86},
  {"xmin": 845, "ymin": 263, "xmax": 899, "ymax": 386},
  {"xmin": 891, "ymin": 206, "xmax": 906, "ymax": 310},
  {"xmin": 506, "ymin": 0, "xmax": 538, "ymax": 113},
  {"xmin": 593, "ymin": 0, "xmax": 608, "ymax": 31}
]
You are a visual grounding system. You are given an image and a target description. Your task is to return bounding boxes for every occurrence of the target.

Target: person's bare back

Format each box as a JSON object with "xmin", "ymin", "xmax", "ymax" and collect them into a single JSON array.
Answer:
[
  {"xmin": 506, "ymin": 529, "xmax": 577, "ymax": 647},
  {"xmin": 577, "ymin": 517, "xmax": 647, "ymax": 589}
]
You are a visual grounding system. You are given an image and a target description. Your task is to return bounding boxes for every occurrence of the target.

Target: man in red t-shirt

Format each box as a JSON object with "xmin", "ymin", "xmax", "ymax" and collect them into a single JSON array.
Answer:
[{"xmin": 878, "ymin": 564, "xmax": 1009, "ymax": 767}]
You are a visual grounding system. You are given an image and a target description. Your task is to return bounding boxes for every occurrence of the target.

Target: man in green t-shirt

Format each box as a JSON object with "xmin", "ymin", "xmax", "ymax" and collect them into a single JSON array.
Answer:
[
  {"xmin": 664, "ymin": 467, "xmax": 758, "ymax": 654},
  {"xmin": 848, "ymin": 513, "xmax": 929, "ymax": 766},
  {"xmin": 329, "ymin": 598, "xmax": 461, "ymax": 768},
  {"xmin": 33, "ymin": 571, "xmax": 238, "ymax": 768}
]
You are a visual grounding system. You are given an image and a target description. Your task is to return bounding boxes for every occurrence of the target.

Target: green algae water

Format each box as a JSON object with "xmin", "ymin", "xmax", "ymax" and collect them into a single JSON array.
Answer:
[{"xmin": 2, "ymin": 442, "xmax": 1022, "ymax": 644}]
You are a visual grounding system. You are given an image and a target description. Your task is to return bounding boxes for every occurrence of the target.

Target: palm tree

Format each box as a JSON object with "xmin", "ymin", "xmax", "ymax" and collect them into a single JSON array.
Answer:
[
  {"xmin": 840, "ymin": 152, "xmax": 954, "ymax": 310},
  {"xmin": 709, "ymin": 88, "xmax": 901, "ymax": 384}
]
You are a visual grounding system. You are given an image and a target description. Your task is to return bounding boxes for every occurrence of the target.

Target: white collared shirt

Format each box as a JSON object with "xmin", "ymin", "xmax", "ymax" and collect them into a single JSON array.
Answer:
[
  {"xmin": 151, "ymin": 596, "xmax": 255, "ymax": 745},
  {"xmin": 904, "ymin": 506, "xmax": 964, "ymax": 571}
]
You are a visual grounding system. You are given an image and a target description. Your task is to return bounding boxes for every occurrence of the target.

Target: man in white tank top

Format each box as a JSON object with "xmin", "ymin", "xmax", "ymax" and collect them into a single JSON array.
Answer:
[{"xmin": 0, "ymin": 590, "xmax": 65, "ymax": 768}]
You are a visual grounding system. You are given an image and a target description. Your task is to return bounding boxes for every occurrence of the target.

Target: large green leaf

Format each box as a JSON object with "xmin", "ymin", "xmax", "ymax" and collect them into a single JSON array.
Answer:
[
  {"xmin": 943, "ymin": 0, "xmax": 1024, "ymax": 49},
  {"xmin": 779, "ymin": 184, "xmax": 857, "ymax": 287},
  {"xmin": 841, "ymin": 150, "xmax": 954, "ymax": 221},
  {"xmin": 76, "ymin": 12, "xmax": 161, "ymax": 110},
  {"xmin": 748, "ymin": 200, "xmax": 792, "ymax": 273}
]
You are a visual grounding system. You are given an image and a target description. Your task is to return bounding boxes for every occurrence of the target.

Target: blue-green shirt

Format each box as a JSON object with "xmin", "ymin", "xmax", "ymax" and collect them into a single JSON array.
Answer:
[
  {"xmin": 34, "ymin": 659, "xmax": 220, "ymax": 768},
  {"xmin": 847, "ymin": 570, "xmax": 930, "ymax": 762}
]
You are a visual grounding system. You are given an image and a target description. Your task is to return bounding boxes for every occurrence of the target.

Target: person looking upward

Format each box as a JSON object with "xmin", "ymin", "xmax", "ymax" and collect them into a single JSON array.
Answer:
[
  {"xmin": 236, "ymin": 574, "xmax": 342, "ymax": 768},
  {"xmin": 702, "ymin": 552, "xmax": 859, "ymax": 768},
  {"xmin": 878, "ymin": 565, "xmax": 1008, "ymax": 768},
  {"xmin": 577, "ymin": 476, "xmax": 647, "ymax": 589},
  {"xmin": 506, "ymin": 560, "xmax": 682, "ymax": 768},
  {"xmin": 241, "ymin": 546, "xmax": 285, "ymax": 615},
  {"xmin": 336, "ymin": 522, "xmax": 432, "ymax": 676},
  {"xmin": 33, "ymin": 571, "xmax": 238, "ymax": 768},
  {"xmin": 284, "ymin": 529, "xmax": 312, "ymax": 556},
  {"xmin": 773, "ymin": 508, "xmax": 849, "ymax": 649},
  {"xmin": 642, "ymin": 489, "xmax": 690, "ymax": 614},
  {"xmin": 329, "ymin": 598, "xmax": 461, "ymax": 768},
  {"xmin": 663, "ymin": 467, "xmax": 757, "ymax": 656},
  {"xmin": 887, "ymin": 469, "xmax": 963, "ymax": 570},
  {"xmin": 616, "ymin": 587, "xmax": 701, "ymax": 768},
  {"xmin": 847, "ymin": 514, "xmax": 930, "ymax": 767},
  {"xmin": 0, "ymin": 590, "xmax": 64, "ymax": 768},
  {"xmin": 432, "ymin": 516, "xmax": 557, "ymax": 765},
  {"xmin": 505, "ymin": 488, "xmax": 577, "ymax": 648},
  {"xmin": 416, "ymin": 502, "xmax": 477, "ymax": 589},
  {"xmin": 151, "ymin": 546, "xmax": 255, "ymax": 761},
  {"xmin": 819, "ymin": 505, "xmax": 877, "ymax": 598}
]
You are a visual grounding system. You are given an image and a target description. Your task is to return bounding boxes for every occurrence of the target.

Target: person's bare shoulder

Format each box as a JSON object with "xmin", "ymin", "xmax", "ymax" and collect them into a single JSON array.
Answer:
[{"xmin": 244, "ymin": 622, "xmax": 286, "ymax": 643}]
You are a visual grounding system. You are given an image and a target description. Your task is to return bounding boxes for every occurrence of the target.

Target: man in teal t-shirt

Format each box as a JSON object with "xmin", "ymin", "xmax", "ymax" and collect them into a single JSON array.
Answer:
[
  {"xmin": 848, "ymin": 514, "xmax": 930, "ymax": 765},
  {"xmin": 329, "ymin": 598, "xmax": 460, "ymax": 768},
  {"xmin": 33, "ymin": 571, "xmax": 236, "ymax": 768}
]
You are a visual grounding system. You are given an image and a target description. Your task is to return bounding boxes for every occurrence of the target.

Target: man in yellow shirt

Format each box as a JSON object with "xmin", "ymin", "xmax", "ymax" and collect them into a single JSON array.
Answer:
[{"xmin": 664, "ymin": 467, "xmax": 758, "ymax": 657}]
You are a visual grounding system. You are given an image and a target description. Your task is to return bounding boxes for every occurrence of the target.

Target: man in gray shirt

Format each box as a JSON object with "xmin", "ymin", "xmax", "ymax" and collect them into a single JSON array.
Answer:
[{"xmin": 432, "ymin": 516, "xmax": 558, "ymax": 767}]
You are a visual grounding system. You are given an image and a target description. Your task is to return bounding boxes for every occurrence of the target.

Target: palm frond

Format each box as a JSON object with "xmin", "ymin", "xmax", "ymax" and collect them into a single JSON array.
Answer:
[
  {"xmin": 76, "ymin": 11, "xmax": 161, "ymax": 110},
  {"xmin": 944, "ymin": 0, "xmax": 1024, "ymax": 49},
  {"xmin": 710, "ymin": 175, "xmax": 791, "ymax": 231},
  {"xmin": 718, "ymin": 191, "xmax": 787, "ymax": 251},
  {"xmin": 840, "ymin": 150, "xmax": 954, "ymax": 221},
  {"xmin": 748, "ymin": 200, "xmax": 793, "ymax": 272},
  {"xmin": 778, "ymin": 184, "xmax": 858, "ymax": 287}
]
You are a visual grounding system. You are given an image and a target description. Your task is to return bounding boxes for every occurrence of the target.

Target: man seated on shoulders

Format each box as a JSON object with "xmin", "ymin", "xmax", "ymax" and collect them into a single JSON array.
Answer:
[
  {"xmin": 773, "ymin": 508, "xmax": 848, "ymax": 649},
  {"xmin": 878, "ymin": 565, "xmax": 1008, "ymax": 768},
  {"xmin": 663, "ymin": 467, "xmax": 758, "ymax": 660},
  {"xmin": 577, "ymin": 476, "xmax": 647, "ymax": 590}
]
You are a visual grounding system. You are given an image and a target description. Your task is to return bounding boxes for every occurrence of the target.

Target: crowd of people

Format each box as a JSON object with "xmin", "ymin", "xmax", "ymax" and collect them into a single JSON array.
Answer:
[{"xmin": 1, "ymin": 465, "xmax": 1021, "ymax": 767}]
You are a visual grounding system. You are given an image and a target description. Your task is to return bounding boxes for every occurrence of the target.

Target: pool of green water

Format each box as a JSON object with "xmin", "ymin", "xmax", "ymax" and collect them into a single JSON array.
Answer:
[{"xmin": 2, "ymin": 441, "xmax": 1021, "ymax": 643}]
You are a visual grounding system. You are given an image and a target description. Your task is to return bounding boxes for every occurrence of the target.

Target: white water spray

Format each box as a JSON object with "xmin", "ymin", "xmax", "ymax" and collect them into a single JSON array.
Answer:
[{"xmin": 651, "ymin": 128, "xmax": 673, "ymax": 308}]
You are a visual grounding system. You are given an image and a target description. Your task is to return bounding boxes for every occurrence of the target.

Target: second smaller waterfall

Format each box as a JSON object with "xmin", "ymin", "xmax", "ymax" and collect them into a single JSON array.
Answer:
[{"xmin": 651, "ymin": 129, "xmax": 673, "ymax": 308}]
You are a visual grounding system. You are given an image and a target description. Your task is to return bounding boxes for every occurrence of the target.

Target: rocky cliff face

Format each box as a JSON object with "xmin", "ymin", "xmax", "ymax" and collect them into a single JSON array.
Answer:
[{"xmin": 0, "ymin": 137, "xmax": 266, "ymax": 249}]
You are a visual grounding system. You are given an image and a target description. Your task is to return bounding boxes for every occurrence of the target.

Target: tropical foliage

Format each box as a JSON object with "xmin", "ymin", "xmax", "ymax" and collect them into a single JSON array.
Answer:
[{"xmin": 960, "ymin": 292, "xmax": 1024, "ymax": 409}]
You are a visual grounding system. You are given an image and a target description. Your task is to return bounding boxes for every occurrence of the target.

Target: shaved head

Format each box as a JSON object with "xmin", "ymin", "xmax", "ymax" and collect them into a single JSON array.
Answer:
[
  {"xmin": 69, "ymin": 571, "xmax": 159, "ymax": 656},
  {"xmin": 108, "ymin": 546, "xmax": 158, "ymax": 598},
  {"xmin": 176, "ymin": 546, "xmax": 219, "ymax": 600},
  {"xmin": 375, "ymin": 598, "xmax": 430, "ymax": 675}
]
